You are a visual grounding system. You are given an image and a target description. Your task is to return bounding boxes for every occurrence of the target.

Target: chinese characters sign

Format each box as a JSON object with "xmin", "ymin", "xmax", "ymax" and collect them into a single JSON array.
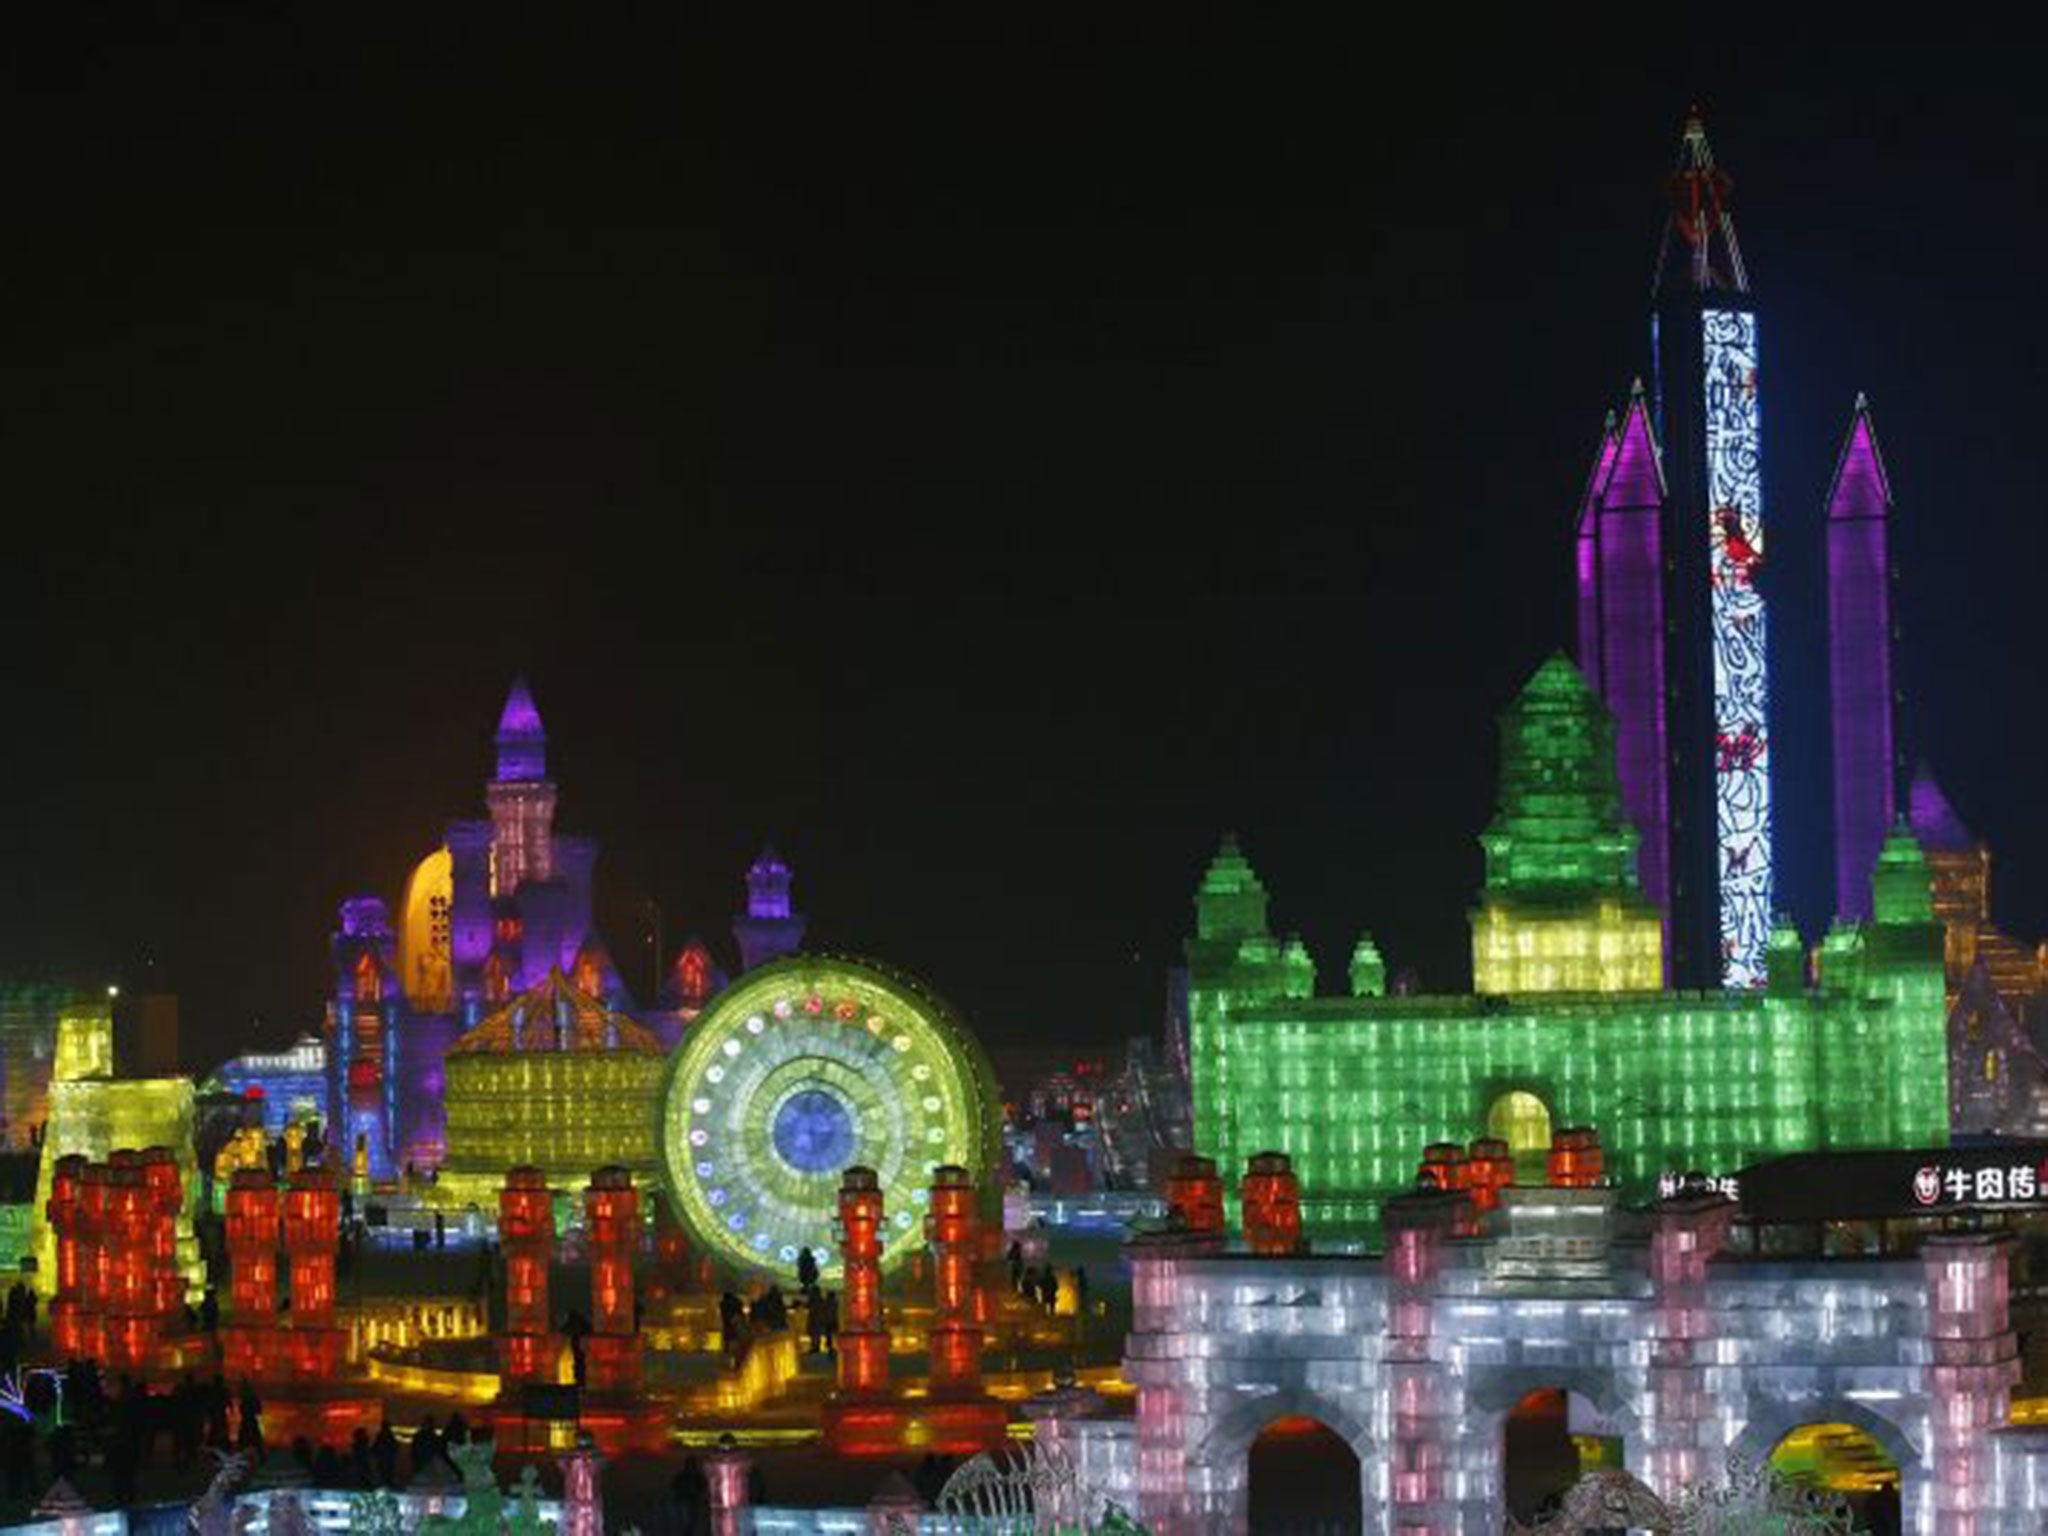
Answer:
[
  {"xmin": 1912, "ymin": 1160, "xmax": 2048, "ymax": 1207},
  {"xmin": 1659, "ymin": 1172, "xmax": 1741, "ymax": 1201}
]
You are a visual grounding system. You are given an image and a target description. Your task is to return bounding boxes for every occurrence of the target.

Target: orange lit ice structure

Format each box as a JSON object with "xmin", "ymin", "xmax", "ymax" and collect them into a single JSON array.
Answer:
[
  {"xmin": 582, "ymin": 1166, "xmax": 641, "ymax": 1393},
  {"xmin": 46, "ymin": 1154, "xmax": 90, "ymax": 1358},
  {"xmin": 46, "ymin": 1148, "xmax": 185, "ymax": 1370},
  {"xmin": 823, "ymin": 1164, "xmax": 1007, "ymax": 1456},
  {"xmin": 838, "ymin": 1166, "xmax": 889, "ymax": 1397},
  {"xmin": 821, "ymin": 1166, "xmax": 892, "ymax": 1454},
  {"xmin": 926, "ymin": 1165, "xmax": 980, "ymax": 1394},
  {"xmin": 106, "ymin": 1149, "xmax": 183, "ymax": 1369},
  {"xmin": 1164, "ymin": 1153, "xmax": 1226, "ymax": 1242},
  {"xmin": 1240, "ymin": 1151, "xmax": 1303, "ymax": 1256},
  {"xmin": 1416, "ymin": 1138, "xmax": 1516, "ymax": 1236},
  {"xmin": 497, "ymin": 1166, "xmax": 560, "ymax": 1383},
  {"xmin": 496, "ymin": 1167, "xmax": 662, "ymax": 1454},
  {"xmin": 222, "ymin": 1166, "xmax": 347, "ymax": 1382},
  {"xmin": 922, "ymin": 1164, "xmax": 1006, "ymax": 1450},
  {"xmin": 1464, "ymin": 1137, "xmax": 1514, "ymax": 1213},
  {"xmin": 1547, "ymin": 1125, "xmax": 1605, "ymax": 1188},
  {"xmin": 1414, "ymin": 1127, "xmax": 1603, "ymax": 1211},
  {"xmin": 225, "ymin": 1169, "xmax": 281, "ymax": 1315}
]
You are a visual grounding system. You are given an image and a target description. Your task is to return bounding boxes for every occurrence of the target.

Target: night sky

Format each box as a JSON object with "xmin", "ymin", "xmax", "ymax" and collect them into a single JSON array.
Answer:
[{"xmin": 3, "ymin": 22, "xmax": 2041, "ymax": 1074}]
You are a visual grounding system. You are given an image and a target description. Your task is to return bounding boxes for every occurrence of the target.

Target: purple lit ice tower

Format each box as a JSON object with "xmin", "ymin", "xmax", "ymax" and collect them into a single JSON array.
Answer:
[
  {"xmin": 1827, "ymin": 397, "xmax": 1897, "ymax": 921},
  {"xmin": 732, "ymin": 845, "xmax": 807, "ymax": 972},
  {"xmin": 1574, "ymin": 389, "xmax": 1672, "ymax": 961}
]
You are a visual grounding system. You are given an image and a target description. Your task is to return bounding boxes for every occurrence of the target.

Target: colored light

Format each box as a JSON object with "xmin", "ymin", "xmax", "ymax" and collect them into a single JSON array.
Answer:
[
  {"xmin": 1702, "ymin": 306, "xmax": 1773, "ymax": 988},
  {"xmin": 1187, "ymin": 660, "xmax": 1948, "ymax": 1243},
  {"xmin": 660, "ymin": 958, "xmax": 1002, "ymax": 1284}
]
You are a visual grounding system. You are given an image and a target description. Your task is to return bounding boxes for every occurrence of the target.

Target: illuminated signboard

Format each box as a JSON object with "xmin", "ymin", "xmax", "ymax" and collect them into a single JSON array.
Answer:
[
  {"xmin": 1911, "ymin": 1158, "xmax": 2048, "ymax": 1208},
  {"xmin": 1658, "ymin": 1171, "xmax": 1739, "ymax": 1201}
]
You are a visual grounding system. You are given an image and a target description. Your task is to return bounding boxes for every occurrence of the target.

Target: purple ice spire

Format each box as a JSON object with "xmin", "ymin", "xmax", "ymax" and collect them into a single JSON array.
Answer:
[
  {"xmin": 734, "ymin": 843, "xmax": 806, "ymax": 971},
  {"xmin": 1575, "ymin": 385, "xmax": 1671, "ymax": 955},
  {"xmin": 747, "ymin": 845, "xmax": 793, "ymax": 920},
  {"xmin": 495, "ymin": 675, "xmax": 548, "ymax": 782},
  {"xmin": 1574, "ymin": 411, "xmax": 1620, "ymax": 697},
  {"xmin": 1908, "ymin": 762, "xmax": 1976, "ymax": 855},
  {"xmin": 1826, "ymin": 396, "xmax": 1898, "ymax": 920}
]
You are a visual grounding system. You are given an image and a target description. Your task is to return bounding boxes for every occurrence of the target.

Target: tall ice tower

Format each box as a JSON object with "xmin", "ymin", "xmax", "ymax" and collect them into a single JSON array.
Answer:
[
  {"xmin": 1573, "ymin": 386, "xmax": 1672, "ymax": 971},
  {"xmin": 1826, "ymin": 397, "xmax": 1899, "ymax": 922},
  {"xmin": 486, "ymin": 676, "xmax": 557, "ymax": 895},
  {"xmin": 1650, "ymin": 109, "xmax": 1774, "ymax": 988},
  {"xmin": 732, "ymin": 845, "xmax": 808, "ymax": 972}
]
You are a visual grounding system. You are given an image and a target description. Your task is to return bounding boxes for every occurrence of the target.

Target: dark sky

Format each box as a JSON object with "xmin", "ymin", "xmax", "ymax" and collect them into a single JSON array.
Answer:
[{"xmin": 2, "ymin": 21, "xmax": 2040, "ymax": 1073}]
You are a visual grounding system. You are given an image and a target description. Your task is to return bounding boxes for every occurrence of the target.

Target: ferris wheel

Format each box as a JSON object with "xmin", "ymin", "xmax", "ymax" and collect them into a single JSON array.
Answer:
[{"xmin": 658, "ymin": 955, "xmax": 1002, "ymax": 1282}]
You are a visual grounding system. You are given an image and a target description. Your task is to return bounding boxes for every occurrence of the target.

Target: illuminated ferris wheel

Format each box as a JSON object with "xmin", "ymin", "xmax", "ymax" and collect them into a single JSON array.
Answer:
[{"xmin": 658, "ymin": 955, "xmax": 1002, "ymax": 1282}]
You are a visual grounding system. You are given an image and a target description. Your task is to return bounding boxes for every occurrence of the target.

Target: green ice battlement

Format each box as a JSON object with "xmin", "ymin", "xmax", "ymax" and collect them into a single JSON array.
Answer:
[{"xmin": 1185, "ymin": 664, "xmax": 1948, "ymax": 1242}]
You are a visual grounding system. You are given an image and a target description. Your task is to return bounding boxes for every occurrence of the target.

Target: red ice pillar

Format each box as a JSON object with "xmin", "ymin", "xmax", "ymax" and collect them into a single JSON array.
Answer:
[
  {"xmin": 283, "ymin": 1168, "xmax": 338, "ymax": 1322},
  {"xmin": 583, "ymin": 1166, "xmax": 642, "ymax": 1392},
  {"xmin": 1241, "ymin": 1152, "xmax": 1304, "ymax": 1256},
  {"xmin": 1464, "ymin": 1137, "xmax": 1514, "ymax": 1213},
  {"xmin": 224, "ymin": 1169, "xmax": 281, "ymax": 1317},
  {"xmin": 1547, "ymin": 1126, "xmax": 1604, "ymax": 1188},
  {"xmin": 282, "ymin": 1166, "xmax": 344, "ymax": 1380},
  {"xmin": 76, "ymin": 1161, "xmax": 111, "ymax": 1364},
  {"xmin": 1163, "ymin": 1154, "xmax": 1225, "ymax": 1241},
  {"xmin": 1642, "ymin": 1185, "xmax": 1736, "ymax": 1501},
  {"xmin": 140, "ymin": 1147, "xmax": 183, "ymax": 1323},
  {"xmin": 1382, "ymin": 1184, "xmax": 1463, "ymax": 1536},
  {"xmin": 925, "ymin": 1164, "xmax": 982, "ymax": 1395},
  {"xmin": 499, "ymin": 1166, "xmax": 556, "ymax": 1383},
  {"xmin": 835, "ymin": 1166, "xmax": 890, "ymax": 1396},
  {"xmin": 104, "ymin": 1153, "xmax": 157, "ymax": 1370},
  {"xmin": 1924, "ymin": 1233, "xmax": 2021, "ymax": 1531},
  {"xmin": 46, "ymin": 1154, "xmax": 88, "ymax": 1357}
]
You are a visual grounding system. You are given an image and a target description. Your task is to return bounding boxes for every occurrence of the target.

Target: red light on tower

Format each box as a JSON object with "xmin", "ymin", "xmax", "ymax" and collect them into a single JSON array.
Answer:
[
  {"xmin": 47, "ymin": 1154, "xmax": 88, "ymax": 1356},
  {"xmin": 496, "ymin": 1163, "xmax": 560, "ymax": 1384},
  {"xmin": 1241, "ymin": 1152, "xmax": 1304, "ymax": 1256},
  {"xmin": 47, "ymin": 1155, "xmax": 84, "ymax": 1298},
  {"xmin": 225, "ymin": 1169, "xmax": 281, "ymax": 1317},
  {"xmin": 1165, "ymin": 1154, "xmax": 1226, "ymax": 1237},
  {"xmin": 1418, "ymin": 1142, "xmax": 1467, "ymax": 1194},
  {"xmin": 1548, "ymin": 1126, "xmax": 1605, "ymax": 1189},
  {"xmin": 102, "ymin": 1151, "xmax": 171, "ymax": 1370},
  {"xmin": 140, "ymin": 1147, "xmax": 183, "ymax": 1319},
  {"xmin": 834, "ymin": 1166, "xmax": 890, "ymax": 1396},
  {"xmin": 76, "ymin": 1161, "xmax": 108, "ymax": 1310},
  {"xmin": 1465, "ymin": 1137, "xmax": 1515, "ymax": 1211},
  {"xmin": 106, "ymin": 1154, "xmax": 148, "ymax": 1315},
  {"xmin": 924, "ymin": 1165, "xmax": 982, "ymax": 1395},
  {"xmin": 284, "ymin": 1167, "xmax": 340, "ymax": 1321},
  {"xmin": 582, "ymin": 1166, "xmax": 642, "ymax": 1393}
]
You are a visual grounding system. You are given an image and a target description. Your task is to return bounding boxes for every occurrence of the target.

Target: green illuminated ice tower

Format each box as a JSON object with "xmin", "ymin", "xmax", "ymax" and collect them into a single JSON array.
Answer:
[
  {"xmin": 1186, "ymin": 656, "xmax": 1948, "ymax": 1242},
  {"xmin": 1186, "ymin": 836, "xmax": 1313, "ymax": 1169}
]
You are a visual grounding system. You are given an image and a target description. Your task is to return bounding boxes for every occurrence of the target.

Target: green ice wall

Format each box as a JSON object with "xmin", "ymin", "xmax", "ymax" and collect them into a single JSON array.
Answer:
[{"xmin": 1186, "ymin": 826, "xmax": 1949, "ymax": 1241}]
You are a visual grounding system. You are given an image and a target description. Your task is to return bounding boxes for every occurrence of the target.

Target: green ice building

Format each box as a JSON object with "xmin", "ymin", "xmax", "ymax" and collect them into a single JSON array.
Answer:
[{"xmin": 1188, "ymin": 656, "xmax": 1948, "ymax": 1238}]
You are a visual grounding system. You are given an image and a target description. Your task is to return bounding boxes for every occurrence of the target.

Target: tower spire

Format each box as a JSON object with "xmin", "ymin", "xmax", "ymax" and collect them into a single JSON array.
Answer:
[
  {"xmin": 1653, "ymin": 107, "xmax": 1749, "ymax": 299},
  {"xmin": 1649, "ymin": 106, "xmax": 1773, "ymax": 988},
  {"xmin": 1826, "ymin": 394, "xmax": 1894, "ymax": 524},
  {"xmin": 733, "ymin": 843, "xmax": 806, "ymax": 971},
  {"xmin": 1573, "ymin": 409, "xmax": 1621, "ymax": 695},
  {"xmin": 1574, "ymin": 383, "xmax": 1671, "ymax": 963},
  {"xmin": 495, "ymin": 675, "xmax": 548, "ymax": 783},
  {"xmin": 1827, "ymin": 394, "xmax": 1900, "ymax": 920},
  {"xmin": 486, "ymin": 676, "xmax": 557, "ymax": 898}
]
